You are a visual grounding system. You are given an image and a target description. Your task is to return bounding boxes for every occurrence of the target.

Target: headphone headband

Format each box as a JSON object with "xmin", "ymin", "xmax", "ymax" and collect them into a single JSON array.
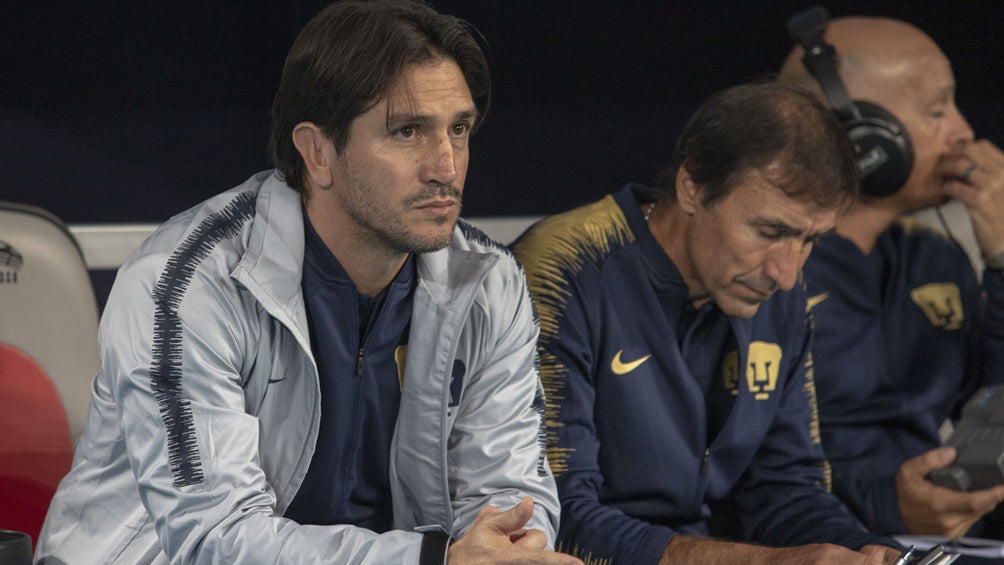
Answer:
[
  {"xmin": 784, "ymin": 5, "xmax": 914, "ymax": 198},
  {"xmin": 786, "ymin": 6, "xmax": 859, "ymax": 123}
]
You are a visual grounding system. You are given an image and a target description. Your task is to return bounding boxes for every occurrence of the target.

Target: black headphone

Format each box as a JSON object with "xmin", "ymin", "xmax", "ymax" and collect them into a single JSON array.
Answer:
[{"xmin": 786, "ymin": 6, "xmax": 914, "ymax": 198}]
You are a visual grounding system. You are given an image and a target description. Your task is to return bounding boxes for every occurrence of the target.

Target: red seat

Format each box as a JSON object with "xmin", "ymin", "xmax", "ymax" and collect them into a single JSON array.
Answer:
[{"xmin": 0, "ymin": 344, "xmax": 74, "ymax": 543}]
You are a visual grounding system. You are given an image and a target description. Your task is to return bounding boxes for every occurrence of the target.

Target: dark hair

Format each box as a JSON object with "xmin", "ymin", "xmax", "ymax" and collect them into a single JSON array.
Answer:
[
  {"xmin": 657, "ymin": 81, "xmax": 858, "ymax": 210},
  {"xmin": 268, "ymin": 0, "xmax": 490, "ymax": 192}
]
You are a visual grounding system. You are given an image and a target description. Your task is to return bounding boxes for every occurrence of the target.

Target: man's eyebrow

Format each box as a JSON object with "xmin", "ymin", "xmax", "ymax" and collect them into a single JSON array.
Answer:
[
  {"xmin": 750, "ymin": 218, "xmax": 805, "ymax": 237},
  {"xmin": 386, "ymin": 108, "xmax": 479, "ymax": 126},
  {"xmin": 924, "ymin": 83, "xmax": 955, "ymax": 105},
  {"xmin": 456, "ymin": 108, "xmax": 479, "ymax": 123},
  {"xmin": 750, "ymin": 218, "xmax": 833, "ymax": 240}
]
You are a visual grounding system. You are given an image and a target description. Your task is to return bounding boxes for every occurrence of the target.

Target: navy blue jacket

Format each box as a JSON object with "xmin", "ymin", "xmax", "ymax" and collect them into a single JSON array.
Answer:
[
  {"xmin": 805, "ymin": 220, "xmax": 1004, "ymax": 534},
  {"xmin": 512, "ymin": 184, "xmax": 885, "ymax": 564}
]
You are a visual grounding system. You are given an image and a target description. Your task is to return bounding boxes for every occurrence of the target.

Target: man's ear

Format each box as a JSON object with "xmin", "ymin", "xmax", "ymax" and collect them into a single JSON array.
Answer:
[
  {"xmin": 292, "ymin": 122, "xmax": 334, "ymax": 190},
  {"xmin": 676, "ymin": 166, "xmax": 701, "ymax": 215}
]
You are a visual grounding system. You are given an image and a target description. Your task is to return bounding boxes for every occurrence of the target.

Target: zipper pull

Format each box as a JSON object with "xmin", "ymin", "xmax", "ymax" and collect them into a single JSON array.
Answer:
[
  {"xmin": 702, "ymin": 448, "xmax": 710, "ymax": 473},
  {"xmin": 356, "ymin": 348, "xmax": 365, "ymax": 376}
]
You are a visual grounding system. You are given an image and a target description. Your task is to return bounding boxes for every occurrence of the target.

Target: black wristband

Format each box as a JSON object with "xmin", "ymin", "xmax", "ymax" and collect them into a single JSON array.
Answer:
[{"xmin": 419, "ymin": 531, "xmax": 451, "ymax": 565}]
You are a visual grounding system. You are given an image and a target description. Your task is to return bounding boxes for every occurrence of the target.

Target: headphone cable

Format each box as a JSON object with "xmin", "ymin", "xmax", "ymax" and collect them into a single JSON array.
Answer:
[{"xmin": 934, "ymin": 205, "xmax": 959, "ymax": 245}]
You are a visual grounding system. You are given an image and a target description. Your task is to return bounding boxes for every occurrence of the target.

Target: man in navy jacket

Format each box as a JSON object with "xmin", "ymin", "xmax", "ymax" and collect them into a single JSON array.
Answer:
[
  {"xmin": 513, "ymin": 82, "xmax": 901, "ymax": 564},
  {"xmin": 779, "ymin": 14, "xmax": 1004, "ymax": 538}
]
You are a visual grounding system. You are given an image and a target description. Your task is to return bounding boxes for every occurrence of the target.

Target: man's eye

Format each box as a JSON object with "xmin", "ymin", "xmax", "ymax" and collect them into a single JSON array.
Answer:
[
  {"xmin": 397, "ymin": 126, "xmax": 417, "ymax": 138},
  {"xmin": 451, "ymin": 123, "xmax": 470, "ymax": 136}
]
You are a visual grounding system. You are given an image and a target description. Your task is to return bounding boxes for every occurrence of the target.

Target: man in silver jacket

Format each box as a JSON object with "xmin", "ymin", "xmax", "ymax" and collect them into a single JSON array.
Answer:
[{"xmin": 35, "ymin": 2, "xmax": 574, "ymax": 564}]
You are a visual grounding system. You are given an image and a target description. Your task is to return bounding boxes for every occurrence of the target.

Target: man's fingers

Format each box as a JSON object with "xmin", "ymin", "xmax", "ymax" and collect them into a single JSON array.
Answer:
[
  {"xmin": 901, "ymin": 447, "xmax": 956, "ymax": 477},
  {"xmin": 947, "ymin": 139, "xmax": 1004, "ymax": 165},
  {"xmin": 473, "ymin": 504, "xmax": 501, "ymax": 526},
  {"xmin": 914, "ymin": 477, "xmax": 1004, "ymax": 516},
  {"xmin": 860, "ymin": 543, "xmax": 902, "ymax": 563},
  {"xmin": 958, "ymin": 485, "xmax": 1004, "ymax": 515},
  {"xmin": 450, "ymin": 499, "xmax": 582, "ymax": 565},
  {"xmin": 966, "ymin": 139, "xmax": 1004, "ymax": 171},
  {"xmin": 482, "ymin": 497, "xmax": 535, "ymax": 534},
  {"xmin": 516, "ymin": 551, "xmax": 584, "ymax": 565},
  {"xmin": 511, "ymin": 528, "xmax": 548, "ymax": 549}
]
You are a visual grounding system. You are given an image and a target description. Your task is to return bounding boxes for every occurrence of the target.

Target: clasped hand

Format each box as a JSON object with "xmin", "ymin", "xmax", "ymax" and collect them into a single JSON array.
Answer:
[{"xmin": 446, "ymin": 497, "xmax": 582, "ymax": 565}]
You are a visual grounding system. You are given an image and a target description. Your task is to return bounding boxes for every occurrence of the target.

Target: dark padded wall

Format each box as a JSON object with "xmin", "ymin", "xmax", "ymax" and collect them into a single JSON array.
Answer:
[{"xmin": 3, "ymin": 1, "xmax": 1001, "ymax": 224}]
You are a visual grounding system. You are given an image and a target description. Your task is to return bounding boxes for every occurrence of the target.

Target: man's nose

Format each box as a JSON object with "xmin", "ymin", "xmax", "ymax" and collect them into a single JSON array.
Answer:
[
  {"xmin": 948, "ymin": 104, "xmax": 975, "ymax": 147},
  {"xmin": 421, "ymin": 135, "xmax": 458, "ymax": 186},
  {"xmin": 764, "ymin": 243, "xmax": 805, "ymax": 292}
]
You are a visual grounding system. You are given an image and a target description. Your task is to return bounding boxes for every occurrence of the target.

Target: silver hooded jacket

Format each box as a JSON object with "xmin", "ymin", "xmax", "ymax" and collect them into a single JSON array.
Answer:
[{"xmin": 36, "ymin": 171, "xmax": 558, "ymax": 564}]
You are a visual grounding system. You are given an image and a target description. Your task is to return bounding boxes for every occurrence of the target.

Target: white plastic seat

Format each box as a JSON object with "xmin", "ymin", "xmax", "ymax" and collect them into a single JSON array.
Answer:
[{"xmin": 0, "ymin": 201, "xmax": 100, "ymax": 544}]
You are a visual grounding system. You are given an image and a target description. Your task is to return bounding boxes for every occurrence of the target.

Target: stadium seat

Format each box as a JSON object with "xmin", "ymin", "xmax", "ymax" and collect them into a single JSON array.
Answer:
[{"xmin": 0, "ymin": 201, "xmax": 100, "ymax": 546}]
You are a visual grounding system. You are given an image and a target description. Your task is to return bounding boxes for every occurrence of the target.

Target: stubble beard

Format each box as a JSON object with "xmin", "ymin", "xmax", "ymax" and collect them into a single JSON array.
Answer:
[{"xmin": 342, "ymin": 177, "xmax": 462, "ymax": 255}]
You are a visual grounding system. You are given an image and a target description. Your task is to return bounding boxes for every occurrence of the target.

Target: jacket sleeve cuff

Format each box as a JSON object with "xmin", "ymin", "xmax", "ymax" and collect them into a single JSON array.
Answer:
[
  {"xmin": 870, "ymin": 474, "xmax": 909, "ymax": 534},
  {"xmin": 420, "ymin": 531, "xmax": 451, "ymax": 565}
]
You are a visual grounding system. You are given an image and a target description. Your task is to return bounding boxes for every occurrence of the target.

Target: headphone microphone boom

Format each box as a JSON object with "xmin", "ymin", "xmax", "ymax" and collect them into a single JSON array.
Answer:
[{"xmin": 786, "ymin": 6, "xmax": 914, "ymax": 198}]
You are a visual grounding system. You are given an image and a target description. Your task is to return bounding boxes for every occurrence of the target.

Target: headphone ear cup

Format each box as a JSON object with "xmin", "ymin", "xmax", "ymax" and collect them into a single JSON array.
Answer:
[{"xmin": 845, "ymin": 100, "xmax": 914, "ymax": 198}]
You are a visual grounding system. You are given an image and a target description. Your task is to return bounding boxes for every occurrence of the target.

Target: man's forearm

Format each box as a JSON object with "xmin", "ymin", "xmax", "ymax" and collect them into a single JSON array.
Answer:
[
  {"xmin": 660, "ymin": 534, "xmax": 888, "ymax": 565},
  {"xmin": 661, "ymin": 535, "xmax": 773, "ymax": 565}
]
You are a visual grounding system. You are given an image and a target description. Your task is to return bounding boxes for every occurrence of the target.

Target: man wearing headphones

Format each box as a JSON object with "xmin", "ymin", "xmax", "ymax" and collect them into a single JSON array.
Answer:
[{"xmin": 780, "ymin": 10, "xmax": 1004, "ymax": 538}]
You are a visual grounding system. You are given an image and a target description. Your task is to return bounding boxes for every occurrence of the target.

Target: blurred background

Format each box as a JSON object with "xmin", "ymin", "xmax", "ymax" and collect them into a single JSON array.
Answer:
[{"xmin": 2, "ymin": 1, "xmax": 1002, "ymax": 224}]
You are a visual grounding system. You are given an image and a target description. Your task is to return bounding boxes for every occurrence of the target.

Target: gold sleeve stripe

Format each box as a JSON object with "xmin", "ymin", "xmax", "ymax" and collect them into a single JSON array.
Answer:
[
  {"xmin": 512, "ymin": 195, "xmax": 634, "ymax": 477},
  {"xmin": 802, "ymin": 350, "xmax": 833, "ymax": 492},
  {"xmin": 513, "ymin": 195, "xmax": 634, "ymax": 342},
  {"xmin": 555, "ymin": 540, "xmax": 614, "ymax": 565},
  {"xmin": 539, "ymin": 351, "xmax": 575, "ymax": 475}
]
